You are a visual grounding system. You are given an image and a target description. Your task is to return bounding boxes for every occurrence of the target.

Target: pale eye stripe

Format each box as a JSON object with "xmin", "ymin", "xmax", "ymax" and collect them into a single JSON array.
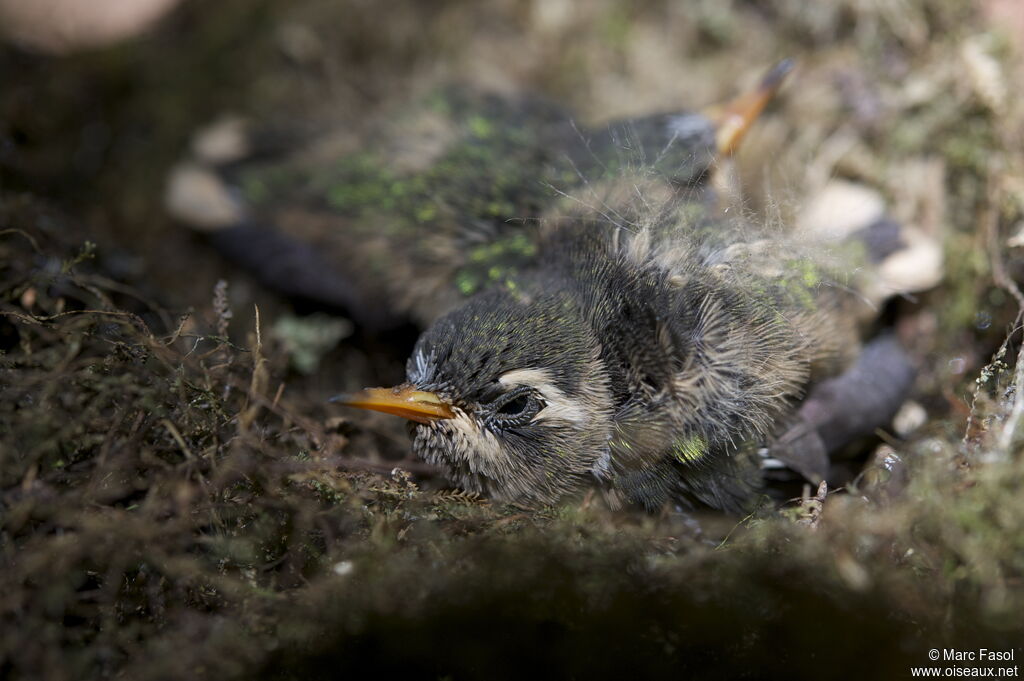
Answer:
[
  {"xmin": 498, "ymin": 369, "xmax": 587, "ymax": 424},
  {"xmin": 498, "ymin": 368, "xmax": 555, "ymax": 389}
]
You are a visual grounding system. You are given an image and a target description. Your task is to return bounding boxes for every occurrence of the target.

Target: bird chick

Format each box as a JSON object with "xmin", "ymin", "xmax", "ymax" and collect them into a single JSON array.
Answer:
[
  {"xmin": 170, "ymin": 62, "xmax": 926, "ymax": 512},
  {"xmin": 353, "ymin": 224, "xmax": 828, "ymax": 511},
  {"xmin": 333, "ymin": 64, "xmax": 918, "ymax": 512}
]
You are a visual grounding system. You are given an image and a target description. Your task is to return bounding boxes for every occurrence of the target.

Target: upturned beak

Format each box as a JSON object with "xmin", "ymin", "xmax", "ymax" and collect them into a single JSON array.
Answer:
[
  {"xmin": 710, "ymin": 58, "xmax": 794, "ymax": 156},
  {"xmin": 330, "ymin": 384, "xmax": 456, "ymax": 424}
]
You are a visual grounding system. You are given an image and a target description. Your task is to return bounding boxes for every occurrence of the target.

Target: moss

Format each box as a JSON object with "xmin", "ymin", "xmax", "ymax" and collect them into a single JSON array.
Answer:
[
  {"xmin": 455, "ymin": 233, "xmax": 538, "ymax": 297},
  {"xmin": 455, "ymin": 271, "xmax": 480, "ymax": 295},
  {"xmin": 672, "ymin": 435, "xmax": 707, "ymax": 464},
  {"xmin": 467, "ymin": 115, "xmax": 494, "ymax": 139},
  {"xmin": 2, "ymin": 0, "xmax": 1023, "ymax": 678},
  {"xmin": 271, "ymin": 313, "xmax": 351, "ymax": 374},
  {"xmin": 940, "ymin": 114, "xmax": 999, "ymax": 175},
  {"xmin": 599, "ymin": 4, "xmax": 633, "ymax": 51},
  {"xmin": 941, "ymin": 231, "xmax": 993, "ymax": 335},
  {"xmin": 321, "ymin": 155, "xmax": 398, "ymax": 213}
]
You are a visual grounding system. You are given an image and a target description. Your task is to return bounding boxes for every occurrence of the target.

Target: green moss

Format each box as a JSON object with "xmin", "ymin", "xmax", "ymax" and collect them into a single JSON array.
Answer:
[
  {"xmin": 467, "ymin": 234, "xmax": 536, "ymax": 264},
  {"xmin": 242, "ymin": 175, "xmax": 270, "ymax": 204},
  {"xmin": 415, "ymin": 203, "xmax": 438, "ymax": 222},
  {"xmin": 455, "ymin": 271, "xmax": 479, "ymax": 295},
  {"xmin": 467, "ymin": 115, "xmax": 494, "ymax": 139},
  {"xmin": 271, "ymin": 313, "xmax": 352, "ymax": 374},
  {"xmin": 941, "ymin": 232, "xmax": 992, "ymax": 335},
  {"xmin": 599, "ymin": 4, "xmax": 633, "ymax": 50},
  {"xmin": 798, "ymin": 260, "xmax": 820, "ymax": 289},
  {"xmin": 750, "ymin": 258, "xmax": 826, "ymax": 312},
  {"xmin": 672, "ymin": 435, "xmax": 707, "ymax": 464},
  {"xmin": 324, "ymin": 163, "xmax": 395, "ymax": 212}
]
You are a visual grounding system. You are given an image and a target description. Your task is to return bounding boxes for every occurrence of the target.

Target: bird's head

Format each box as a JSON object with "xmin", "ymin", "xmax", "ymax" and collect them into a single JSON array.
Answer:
[{"xmin": 336, "ymin": 287, "xmax": 616, "ymax": 505}]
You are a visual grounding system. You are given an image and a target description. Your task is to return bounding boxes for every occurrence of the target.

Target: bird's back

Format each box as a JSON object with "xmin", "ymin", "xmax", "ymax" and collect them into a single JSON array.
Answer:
[{"xmin": 519, "ymin": 188, "xmax": 871, "ymax": 509}]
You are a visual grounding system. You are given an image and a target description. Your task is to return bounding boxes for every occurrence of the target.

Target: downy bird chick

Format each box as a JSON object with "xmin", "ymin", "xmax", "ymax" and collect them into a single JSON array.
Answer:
[{"xmin": 169, "ymin": 62, "xmax": 927, "ymax": 512}]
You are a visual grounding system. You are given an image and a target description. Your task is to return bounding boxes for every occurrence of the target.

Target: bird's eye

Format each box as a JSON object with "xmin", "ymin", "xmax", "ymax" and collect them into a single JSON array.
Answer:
[
  {"xmin": 496, "ymin": 395, "xmax": 530, "ymax": 416},
  {"xmin": 489, "ymin": 388, "xmax": 540, "ymax": 427}
]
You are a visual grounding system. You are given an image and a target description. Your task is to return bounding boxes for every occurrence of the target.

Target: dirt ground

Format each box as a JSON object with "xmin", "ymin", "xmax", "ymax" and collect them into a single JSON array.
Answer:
[{"xmin": 2, "ymin": 1, "xmax": 1024, "ymax": 679}]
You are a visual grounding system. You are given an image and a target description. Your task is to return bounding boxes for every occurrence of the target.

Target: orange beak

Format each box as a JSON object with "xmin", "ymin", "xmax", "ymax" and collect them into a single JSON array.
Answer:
[
  {"xmin": 710, "ymin": 58, "xmax": 794, "ymax": 156},
  {"xmin": 331, "ymin": 384, "xmax": 456, "ymax": 424}
]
